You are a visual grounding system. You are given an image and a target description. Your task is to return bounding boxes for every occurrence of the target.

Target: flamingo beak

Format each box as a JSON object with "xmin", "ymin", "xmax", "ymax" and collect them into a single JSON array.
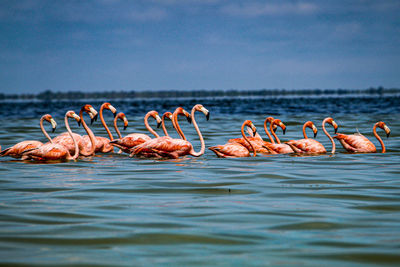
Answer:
[
  {"xmin": 157, "ymin": 121, "xmax": 162, "ymax": 128},
  {"xmin": 333, "ymin": 121, "xmax": 338, "ymax": 133},
  {"xmin": 283, "ymin": 128, "xmax": 286, "ymax": 135},
  {"xmin": 314, "ymin": 132, "xmax": 317, "ymax": 138},
  {"xmin": 124, "ymin": 125, "xmax": 128, "ymax": 130},
  {"xmin": 109, "ymin": 105, "xmax": 117, "ymax": 117},
  {"xmin": 50, "ymin": 119, "xmax": 57, "ymax": 133},
  {"xmin": 78, "ymin": 120, "xmax": 81, "ymax": 127},
  {"xmin": 206, "ymin": 112, "xmax": 210, "ymax": 121},
  {"xmin": 187, "ymin": 115, "xmax": 192, "ymax": 124},
  {"xmin": 384, "ymin": 125, "xmax": 391, "ymax": 138}
]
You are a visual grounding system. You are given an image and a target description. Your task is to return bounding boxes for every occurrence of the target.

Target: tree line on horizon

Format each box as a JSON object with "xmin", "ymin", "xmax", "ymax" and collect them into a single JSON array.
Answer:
[{"xmin": 0, "ymin": 87, "xmax": 398, "ymax": 101}]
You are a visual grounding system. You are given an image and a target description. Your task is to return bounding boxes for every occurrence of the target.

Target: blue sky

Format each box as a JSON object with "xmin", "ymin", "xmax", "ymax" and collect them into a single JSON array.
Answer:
[{"xmin": 0, "ymin": 0, "xmax": 399, "ymax": 93}]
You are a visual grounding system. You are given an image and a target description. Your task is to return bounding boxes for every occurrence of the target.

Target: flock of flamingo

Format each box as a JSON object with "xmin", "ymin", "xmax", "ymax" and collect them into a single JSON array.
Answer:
[{"xmin": 0, "ymin": 102, "xmax": 391, "ymax": 161}]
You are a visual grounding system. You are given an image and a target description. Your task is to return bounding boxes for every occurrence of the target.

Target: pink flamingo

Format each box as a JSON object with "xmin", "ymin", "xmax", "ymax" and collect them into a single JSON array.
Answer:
[
  {"xmin": 0, "ymin": 114, "xmax": 57, "ymax": 158},
  {"xmin": 52, "ymin": 104, "xmax": 98, "ymax": 157},
  {"xmin": 228, "ymin": 116, "xmax": 277, "ymax": 154},
  {"xmin": 109, "ymin": 110, "xmax": 162, "ymax": 152},
  {"xmin": 21, "ymin": 111, "xmax": 81, "ymax": 161},
  {"xmin": 285, "ymin": 118, "xmax": 338, "ymax": 154},
  {"xmin": 87, "ymin": 102, "xmax": 117, "ymax": 153},
  {"xmin": 209, "ymin": 120, "xmax": 257, "ymax": 158},
  {"xmin": 113, "ymin": 112, "xmax": 129, "ymax": 154},
  {"xmin": 262, "ymin": 119, "xmax": 293, "ymax": 154},
  {"xmin": 334, "ymin": 121, "xmax": 390, "ymax": 153},
  {"xmin": 131, "ymin": 105, "xmax": 209, "ymax": 159},
  {"xmin": 113, "ymin": 112, "xmax": 129, "ymax": 140}
]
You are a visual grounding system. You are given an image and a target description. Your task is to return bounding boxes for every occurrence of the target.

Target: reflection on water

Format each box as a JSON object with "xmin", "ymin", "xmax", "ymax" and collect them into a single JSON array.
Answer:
[{"xmin": 0, "ymin": 96, "xmax": 399, "ymax": 266}]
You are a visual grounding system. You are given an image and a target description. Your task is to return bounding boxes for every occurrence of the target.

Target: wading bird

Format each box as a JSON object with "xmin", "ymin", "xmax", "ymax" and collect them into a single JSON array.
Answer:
[
  {"xmin": 286, "ymin": 118, "xmax": 338, "ymax": 154},
  {"xmin": 334, "ymin": 121, "xmax": 390, "ymax": 153},
  {"xmin": 0, "ymin": 114, "xmax": 57, "ymax": 158},
  {"xmin": 22, "ymin": 111, "xmax": 81, "ymax": 161},
  {"xmin": 209, "ymin": 120, "xmax": 257, "ymax": 158}
]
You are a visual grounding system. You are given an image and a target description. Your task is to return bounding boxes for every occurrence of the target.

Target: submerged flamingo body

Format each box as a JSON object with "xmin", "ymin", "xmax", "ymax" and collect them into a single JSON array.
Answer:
[
  {"xmin": 286, "ymin": 138, "xmax": 326, "ymax": 153},
  {"xmin": 334, "ymin": 121, "xmax": 390, "ymax": 153},
  {"xmin": 334, "ymin": 133, "xmax": 376, "ymax": 153},
  {"xmin": 22, "ymin": 143, "xmax": 73, "ymax": 161}
]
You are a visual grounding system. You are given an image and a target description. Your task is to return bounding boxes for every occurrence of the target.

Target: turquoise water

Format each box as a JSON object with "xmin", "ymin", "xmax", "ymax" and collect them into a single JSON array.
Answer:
[{"xmin": 0, "ymin": 96, "xmax": 399, "ymax": 266}]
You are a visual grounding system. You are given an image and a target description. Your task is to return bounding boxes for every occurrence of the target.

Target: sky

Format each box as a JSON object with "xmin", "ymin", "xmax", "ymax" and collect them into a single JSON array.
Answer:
[{"xmin": 0, "ymin": 0, "xmax": 399, "ymax": 94}]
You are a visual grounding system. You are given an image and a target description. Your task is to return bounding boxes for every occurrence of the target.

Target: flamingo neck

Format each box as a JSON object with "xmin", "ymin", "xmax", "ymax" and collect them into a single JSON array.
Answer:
[
  {"xmin": 270, "ymin": 122, "xmax": 281, "ymax": 144},
  {"xmin": 264, "ymin": 119, "xmax": 275, "ymax": 144},
  {"xmin": 40, "ymin": 116, "xmax": 53, "ymax": 143},
  {"xmin": 79, "ymin": 110, "xmax": 96, "ymax": 155},
  {"xmin": 373, "ymin": 123, "xmax": 386, "ymax": 153},
  {"xmin": 65, "ymin": 114, "xmax": 79, "ymax": 160},
  {"xmin": 113, "ymin": 115, "xmax": 122, "ymax": 139},
  {"xmin": 303, "ymin": 123, "xmax": 309, "ymax": 139},
  {"xmin": 322, "ymin": 118, "xmax": 335, "ymax": 154},
  {"xmin": 242, "ymin": 123, "xmax": 256, "ymax": 157},
  {"xmin": 100, "ymin": 104, "xmax": 113, "ymax": 140},
  {"xmin": 172, "ymin": 111, "xmax": 187, "ymax": 140},
  {"xmin": 144, "ymin": 113, "xmax": 159, "ymax": 138},
  {"xmin": 162, "ymin": 115, "xmax": 169, "ymax": 137},
  {"xmin": 189, "ymin": 108, "xmax": 205, "ymax": 157}
]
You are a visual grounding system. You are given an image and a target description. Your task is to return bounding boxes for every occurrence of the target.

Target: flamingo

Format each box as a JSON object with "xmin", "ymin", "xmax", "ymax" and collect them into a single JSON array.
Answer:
[
  {"xmin": 130, "ymin": 104, "xmax": 209, "ymax": 159},
  {"xmin": 262, "ymin": 119, "xmax": 293, "ymax": 154},
  {"xmin": 52, "ymin": 104, "xmax": 98, "ymax": 157},
  {"xmin": 113, "ymin": 112, "xmax": 129, "ymax": 140},
  {"xmin": 285, "ymin": 118, "xmax": 338, "ymax": 154},
  {"xmin": 113, "ymin": 112, "xmax": 129, "ymax": 154},
  {"xmin": 0, "ymin": 114, "xmax": 57, "ymax": 158},
  {"xmin": 209, "ymin": 120, "xmax": 257, "ymax": 158},
  {"xmin": 109, "ymin": 110, "xmax": 162, "ymax": 152},
  {"xmin": 228, "ymin": 116, "xmax": 277, "ymax": 154},
  {"xmin": 247, "ymin": 116, "xmax": 277, "ymax": 143},
  {"xmin": 21, "ymin": 111, "xmax": 81, "ymax": 161},
  {"xmin": 334, "ymin": 121, "xmax": 390, "ymax": 153},
  {"xmin": 87, "ymin": 102, "xmax": 117, "ymax": 153}
]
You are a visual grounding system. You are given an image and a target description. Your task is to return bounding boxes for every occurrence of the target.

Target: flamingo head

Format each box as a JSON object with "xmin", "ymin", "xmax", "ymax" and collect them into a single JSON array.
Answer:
[
  {"xmin": 305, "ymin": 121, "xmax": 318, "ymax": 138},
  {"xmin": 273, "ymin": 119, "xmax": 286, "ymax": 135},
  {"xmin": 66, "ymin": 111, "xmax": 81, "ymax": 126},
  {"xmin": 174, "ymin": 107, "xmax": 192, "ymax": 123},
  {"xmin": 243, "ymin": 120, "xmax": 257, "ymax": 136},
  {"xmin": 163, "ymin": 112, "xmax": 173, "ymax": 121},
  {"xmin": 324, "ymin": 117, "xmax": 338, "ymax": 133},
  {"xmin": 102, "ymin": 102, "xmax": 117, "ymax": 118},
  {"xmin": 148, "ymin": 111, "xmax": 162, "ymax": 128},
  {"xmin": 81, "ymin": 104, "xmax": 98, "ymax": 125},
  {"xmin": 376, "ymin": 121, "xmax": 390, "ymax": 138},
  {"xmin": 43, "ymin": 114, "xmax": 57, "ymax": 133},
  {"xmin": 117, "ymin": 112, "xmax": 129, "ymax": 130},
  {"xmin": 194, "ymin": 104, "xmax": 210, "ymax": 121}
]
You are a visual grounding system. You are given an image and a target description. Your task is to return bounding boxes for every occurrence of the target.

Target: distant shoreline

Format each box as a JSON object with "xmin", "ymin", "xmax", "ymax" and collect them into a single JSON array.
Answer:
[{"xmin": 1, "ymin": 87, "xmax": 398, "ymax": 101}]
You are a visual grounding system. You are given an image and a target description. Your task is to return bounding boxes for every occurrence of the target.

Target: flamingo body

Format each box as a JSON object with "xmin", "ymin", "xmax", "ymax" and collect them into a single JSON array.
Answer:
[
  {"xmin": 0, "ymin": 141, "xmax": 44, "ymax": 158},
  {"xmin": 334, "ymin": 133, "xmax": 376, "ymax": 153},
  {"xmin": 22, "ymin": 143, "xmax": 73, "ymax": 161},
  {"xmin": 285, "ymin": 138, "xmax": 327, "ymax": 153},
  {"xmin": 209, "ymin": 142, "xmax": 251, "ymax": 158}
]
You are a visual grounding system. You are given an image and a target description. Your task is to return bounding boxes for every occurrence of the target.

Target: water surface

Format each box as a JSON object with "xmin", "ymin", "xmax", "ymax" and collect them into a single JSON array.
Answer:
[{"xmin": 0, "ymin": 96, "xmax": 399, "ymax": 266}]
